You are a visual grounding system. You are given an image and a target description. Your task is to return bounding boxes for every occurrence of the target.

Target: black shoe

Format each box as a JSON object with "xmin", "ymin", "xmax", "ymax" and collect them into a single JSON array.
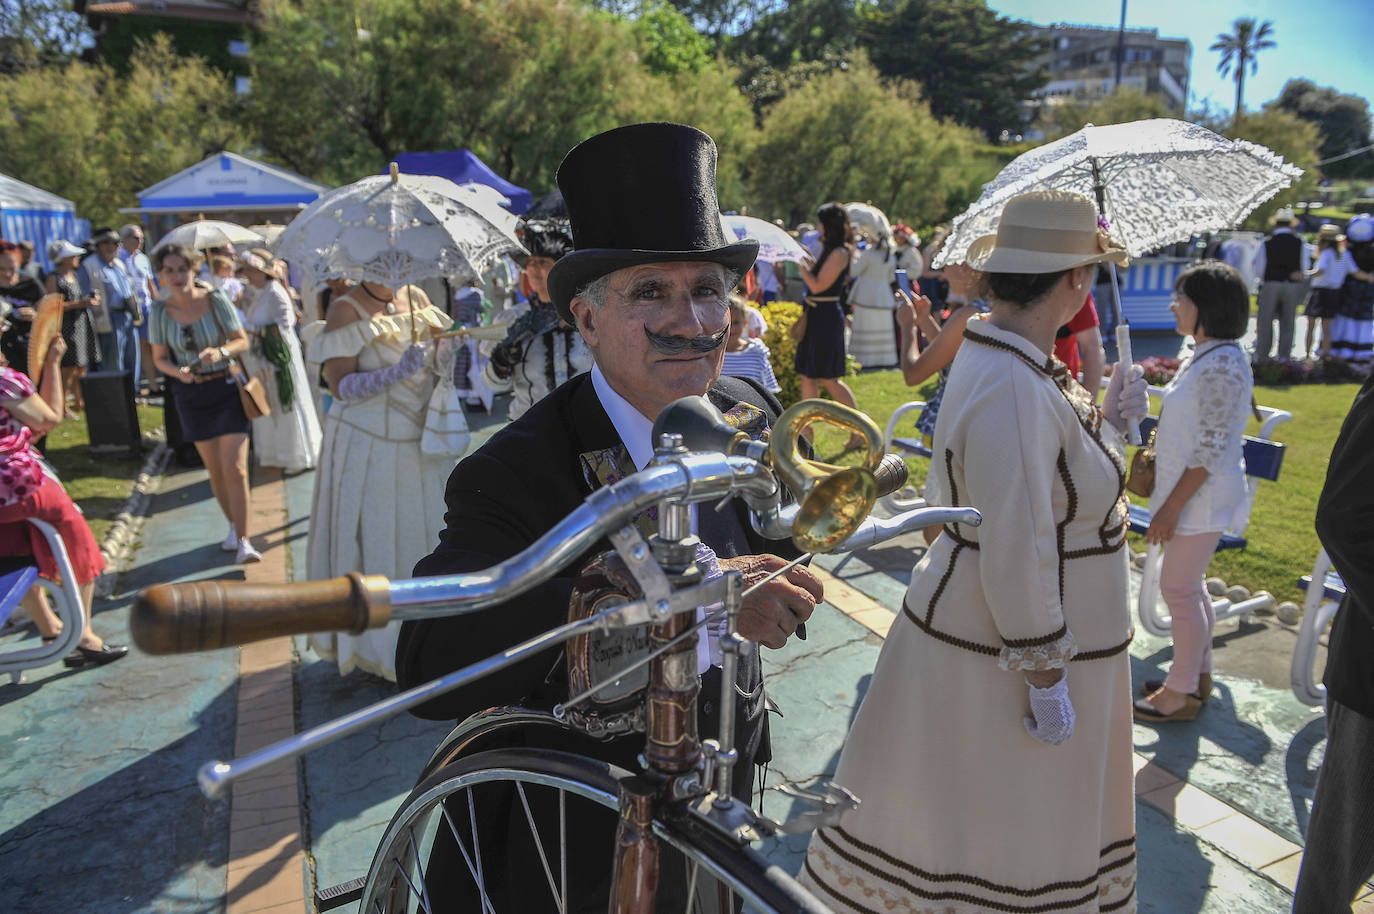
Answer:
[{"xmin": 63, "ymin": 643, "xmax": 129, "ymax": 669}]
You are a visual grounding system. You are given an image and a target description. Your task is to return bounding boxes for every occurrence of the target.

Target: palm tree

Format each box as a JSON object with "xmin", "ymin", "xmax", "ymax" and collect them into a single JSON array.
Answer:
[{"xmin": 1210, "ymin": 18, "xmax": 1276, "ymax": 123}]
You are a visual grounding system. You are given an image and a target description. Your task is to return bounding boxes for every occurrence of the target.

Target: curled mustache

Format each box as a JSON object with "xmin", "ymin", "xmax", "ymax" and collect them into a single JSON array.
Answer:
[{"xmin": 643, "ymin": 326, "xmax": 728, "ymax": 355}]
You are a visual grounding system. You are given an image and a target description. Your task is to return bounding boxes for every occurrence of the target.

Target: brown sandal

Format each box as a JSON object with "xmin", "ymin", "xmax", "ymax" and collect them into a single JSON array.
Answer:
[
  {"xmin": 1140, "ymin": 672, "xmax": 1212, "ymax": 704},
  {"xmin": 1133, "ymin": 693, "xmax": 1203, "ymax": 723}
]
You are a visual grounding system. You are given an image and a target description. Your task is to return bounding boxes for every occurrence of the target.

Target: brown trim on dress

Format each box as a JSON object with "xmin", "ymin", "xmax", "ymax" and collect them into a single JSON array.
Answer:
[
  {"xmin": 1056, "ymin": 448, "xmax": 1075, "ymax": 607},
  {"xmin": 814, "ymin": 827, "xmax": 1137, "ymax": 912},
  {"xmin": 925, "ymin": 541, "xmax": 967, "ymax": 626},
  {"xmin": 1002, "ymin": 623, "xmax": 1069, "ymax": 648},
  {"xmin": 904, "ymin": 599, "xmax": 1132, "ymax": 662},
  {"xmin": 1071, "ymin": 634, "xmax": 1134, "ymax": 661}
]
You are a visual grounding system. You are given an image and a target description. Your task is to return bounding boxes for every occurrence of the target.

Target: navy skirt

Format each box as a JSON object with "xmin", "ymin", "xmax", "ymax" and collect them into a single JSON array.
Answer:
[
  {"xmin": 1306, "ymin": 287, "xmax": 1343, "ymax": 318},
  {"xmin": 171, "ymin": 375, "xmax": 250, "ymax": 442}
]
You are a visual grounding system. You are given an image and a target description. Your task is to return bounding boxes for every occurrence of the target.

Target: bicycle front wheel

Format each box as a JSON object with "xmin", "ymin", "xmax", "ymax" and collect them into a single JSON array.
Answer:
[{"xmin": 360, "ymin": 747, "xmax": 829, "ymax": 913}]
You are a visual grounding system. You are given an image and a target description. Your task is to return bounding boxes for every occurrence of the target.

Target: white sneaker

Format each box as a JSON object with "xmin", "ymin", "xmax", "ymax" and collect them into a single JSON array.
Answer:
[
  {"xmin": 236, "ymin": 537, "xmax": 262, "ymax": 564},
  {"xmin": 221, "ymin": 527, "xmax": 238, "ymax": 552}
]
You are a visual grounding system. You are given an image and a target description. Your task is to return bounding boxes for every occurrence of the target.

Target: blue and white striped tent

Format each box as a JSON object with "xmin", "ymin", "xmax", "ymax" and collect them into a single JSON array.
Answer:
[{"xmin": 0, "ymin": 173, "xmax": 87, "ymax": 273}]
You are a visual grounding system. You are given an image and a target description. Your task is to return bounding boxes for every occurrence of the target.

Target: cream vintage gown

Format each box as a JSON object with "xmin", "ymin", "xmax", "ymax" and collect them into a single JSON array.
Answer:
[
  {"xmin": 801, "ymin": 318, "xmax": 1137, "ymax": 914},
  {"xmin": 303, "ymin": 296, "xmax": 454, "ymax": 680},
  {"xmin": 847, "ymin": 243, "xmax": 898, "ymax": 368},
  {"xmin": 238, "ymin": 279, "xmax": 322, "ymax": 472}
]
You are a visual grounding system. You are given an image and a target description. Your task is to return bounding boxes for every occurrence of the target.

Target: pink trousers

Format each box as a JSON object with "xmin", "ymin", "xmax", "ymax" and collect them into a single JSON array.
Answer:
[{"xmin": 1161, "ymin": 531, "xmax": 1223, "ymax": 694}]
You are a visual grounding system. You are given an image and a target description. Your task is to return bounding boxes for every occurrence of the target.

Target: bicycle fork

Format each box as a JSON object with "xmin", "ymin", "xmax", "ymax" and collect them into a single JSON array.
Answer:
[{"xmin": 609, "ymin": 433, "xmax": 746, "ymax": 914}]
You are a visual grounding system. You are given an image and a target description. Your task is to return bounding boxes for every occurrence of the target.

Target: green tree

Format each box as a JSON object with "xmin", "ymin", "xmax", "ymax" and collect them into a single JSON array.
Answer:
[
  {"xmin": 630, "ymin": 2, "xmax": 713, "ymax": 76},
  {"xmin": 728, "ymin": 0, "xmax": 856, "ymax": 69},
  {"xmin": 0, "ymin": 34, "xmax": 245, "ymax": 226},
  {"xmin": 858, "ymin": 0, "xmax": 1045, "ymax": 141},
  {"xmin": 1210, "ymin": 17, "xmax": 1275, "ymax": 124},
  {"xmin": 249, "ymin": 0, "xmax": 656, "ymax": 192},
  {"xmin": 749, "ymin": 55, "xmax": 993, "ymax": 226},
  {"xmin": 1038, "ymin": 86, "xmax": 1174, "ymax": 141},
  {"xmin": 1226, "ymin": 107, "xmax": 1322, "ymax": 230},
  {"xmin": 0, "ymin": 0, "xmax": 92, "ymax": 72},
  {"xmin": 1271, "ymin": 79, "xmax": 1374, "ymax": 179}
]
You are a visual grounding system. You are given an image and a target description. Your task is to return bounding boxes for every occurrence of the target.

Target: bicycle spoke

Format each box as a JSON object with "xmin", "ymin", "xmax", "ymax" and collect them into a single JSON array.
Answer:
[
  {"xmin": 405, "ymin": 826, "xmax": 434, "ymax": 914},
  {"xmin": 515, "ymin": 782, "xmax": 565, "ymax": 912},
  {"xmin": 439, "ymin": 796, "xmax": 496, "ymax": 914},
  {"xmin": 685, "ymin": 856, "xmax": 700, "ymax": 912},
  {"xmin": 559, "ymin": 788, "xmax": 567, "ymax": 914},
  {"xmin": 466, "ymin": 790, "xmax": 493, "ymax": 914}
]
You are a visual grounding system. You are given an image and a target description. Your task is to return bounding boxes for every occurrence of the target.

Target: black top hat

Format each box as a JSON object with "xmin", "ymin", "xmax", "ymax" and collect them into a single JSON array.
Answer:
[{"xmin": 546, "ymin": 123, "xmax": 758, "ymax": 323}]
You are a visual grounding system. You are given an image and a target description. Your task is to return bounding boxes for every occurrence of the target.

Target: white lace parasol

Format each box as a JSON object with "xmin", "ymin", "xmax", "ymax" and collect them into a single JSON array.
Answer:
[
  {"xmin": 720, "ymin": 214, "xmax": 809, "ymax": 264},
  {"xmin": 154, "ymin": 219, "xmax": 264, "ymax": 252},
  {"xmin": 845, "ymin": 202, "xmax": 892, "ymax": 244},
  {"xmin": 274, "ymin": 165, "xmax": 526, "ymax": 288},
  {"xmin": 935, "ymin": 119, "xmax": 1303, "ymax": 267}
]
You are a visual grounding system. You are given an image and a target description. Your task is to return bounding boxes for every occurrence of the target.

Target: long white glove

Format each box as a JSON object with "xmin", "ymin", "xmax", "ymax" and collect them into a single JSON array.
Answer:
[
  {"xmin": 335, "ymin": 343, "xmax": 426, "ymax": 401},
  {"xmin": 1024, "ymin": 675, "xmax": 1074, "ymax": 745},
  {"xmin": 1102, "ymin": 363, "xmax": 1148, "ymax": 435}
]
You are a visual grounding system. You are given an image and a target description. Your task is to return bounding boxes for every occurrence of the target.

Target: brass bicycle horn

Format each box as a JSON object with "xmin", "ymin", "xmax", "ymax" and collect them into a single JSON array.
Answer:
[{"xmin": 771, "ymin": 400, "xmax": 886, "ymax": 553}]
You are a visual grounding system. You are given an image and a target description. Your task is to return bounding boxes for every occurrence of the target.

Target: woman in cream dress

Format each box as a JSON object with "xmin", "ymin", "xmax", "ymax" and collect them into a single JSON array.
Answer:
[
  {"xmin": 236, "ymin": 250, "xmax": 321, "ymax": 472},
  {"xmin": 801, "ymin": 191, "xmax": 1149, "ymax": 914},
  {"xmin": 304, "ymin": 282, "xmax": 453, "ymax": 680},
  {"xmin": 847, "ymin": 230, "xmax": 899, "ymax": 368}
]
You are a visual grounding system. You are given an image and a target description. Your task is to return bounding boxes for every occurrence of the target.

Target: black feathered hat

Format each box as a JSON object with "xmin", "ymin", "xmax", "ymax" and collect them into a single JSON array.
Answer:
[
  {"xmin": 513, "ymin": 221, "xmax": 573, "ymax": 266},
  {"xmin": 546, "ymin": 123, "xmax": 758, "ymax": 323}
]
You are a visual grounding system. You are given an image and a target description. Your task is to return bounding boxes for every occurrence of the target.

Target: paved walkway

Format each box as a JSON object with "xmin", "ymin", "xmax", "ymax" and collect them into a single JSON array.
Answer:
[{"xmin": 1, "ymin": 397, "xmax": 1369, "ymax": 913}]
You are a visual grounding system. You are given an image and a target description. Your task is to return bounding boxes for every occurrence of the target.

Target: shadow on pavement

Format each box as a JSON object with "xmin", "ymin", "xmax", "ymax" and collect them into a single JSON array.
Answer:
[
  {"xmin": 1284, "ymin": 715, "xmax": 1326, "ymax": 839},
  {"xmin": 0, "ymin": 681, "xmax": 237, "ymax": 914}
]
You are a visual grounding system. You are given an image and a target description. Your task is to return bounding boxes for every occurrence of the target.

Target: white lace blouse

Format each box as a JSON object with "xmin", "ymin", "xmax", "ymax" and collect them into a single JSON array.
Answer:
[{"xmin": 1149, "ymin": 340, "xmax": 1254, "ymax": 535}]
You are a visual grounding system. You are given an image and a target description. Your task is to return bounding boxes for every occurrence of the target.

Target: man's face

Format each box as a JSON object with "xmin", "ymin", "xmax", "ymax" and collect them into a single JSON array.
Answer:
[
  {"xmin": 523, "ymin": 256, "xmax": 557, "ymax": 303},
  {"xmin": 121, "ymin": 232, "xmax": 144, "ymax": 254},
  {"xmin": 97, "ymin": 240, "xmax": 119, "ymax": 263},
  {"xmin": 570, "ymin": 261, "xmax": 730, "ymax": 422}
]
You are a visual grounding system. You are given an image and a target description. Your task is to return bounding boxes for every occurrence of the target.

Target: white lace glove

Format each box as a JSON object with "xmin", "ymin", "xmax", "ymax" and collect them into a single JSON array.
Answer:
[
  {"xmin": 1102, "ymin": 363, "xmax": 1148, "ymax": 434},
  {"xmin": 1024, "ymin": 675, "xmax": 1074, "ymax": 746},
  {"xmin": 335, "ymin": 343, "xmax": 427, "ymax": 401}
]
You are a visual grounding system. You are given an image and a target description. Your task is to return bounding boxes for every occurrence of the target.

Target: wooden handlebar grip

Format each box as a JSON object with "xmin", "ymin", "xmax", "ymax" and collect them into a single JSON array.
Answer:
[{"xmin": 132, "ymin": 572, "xmax": 392, "ymax": 655}]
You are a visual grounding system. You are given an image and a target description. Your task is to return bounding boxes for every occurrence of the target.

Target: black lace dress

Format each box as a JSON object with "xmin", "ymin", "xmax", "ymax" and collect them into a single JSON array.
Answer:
[{"xmin": 52, "ymin": 274, "xmax": 99, "ymax": 368}]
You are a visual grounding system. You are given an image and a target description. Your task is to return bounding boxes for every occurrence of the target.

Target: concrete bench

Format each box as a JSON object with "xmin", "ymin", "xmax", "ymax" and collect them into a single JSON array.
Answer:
[
  {"xmin": 1131, "ymin": 391, "xmax": 1292, "ymax": 637},
  {"xmin": 1291, "ymin": 549, "xmax": 1345, "ymax": 707},
  {"xmin": 0, "ymin": 518, "xmax": 89, "ymax": 684}
]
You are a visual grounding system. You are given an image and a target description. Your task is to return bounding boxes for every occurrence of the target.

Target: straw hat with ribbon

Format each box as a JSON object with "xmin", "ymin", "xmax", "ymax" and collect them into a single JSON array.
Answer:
[{"xmin": 965, "ymin": 190, "xmax": 1130, "ymax": 275}]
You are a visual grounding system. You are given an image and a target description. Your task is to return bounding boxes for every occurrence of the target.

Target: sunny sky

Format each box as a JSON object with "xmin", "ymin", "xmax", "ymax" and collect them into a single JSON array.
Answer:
[{"xmin": 989, "ymin": 0, "xmax": 1373, "ymax": 125}]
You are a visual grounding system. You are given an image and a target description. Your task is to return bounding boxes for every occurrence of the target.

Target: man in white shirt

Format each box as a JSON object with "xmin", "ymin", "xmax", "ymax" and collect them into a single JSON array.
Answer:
[{"xmin": 399, "ymin": 122, "xmax": 821, "ymax": 910}]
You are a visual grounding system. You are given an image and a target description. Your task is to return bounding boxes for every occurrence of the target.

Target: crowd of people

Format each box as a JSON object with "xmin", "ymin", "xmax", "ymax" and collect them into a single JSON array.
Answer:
[{"xmin": 3, "ymin": 119, "xmax": 1371, "ymax": 912}]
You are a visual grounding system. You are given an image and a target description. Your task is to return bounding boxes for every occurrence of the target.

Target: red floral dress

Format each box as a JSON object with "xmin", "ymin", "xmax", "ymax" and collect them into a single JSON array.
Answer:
[{"xmin": 0, "ymin": 368, "xmax": 45, "ymax": 507}]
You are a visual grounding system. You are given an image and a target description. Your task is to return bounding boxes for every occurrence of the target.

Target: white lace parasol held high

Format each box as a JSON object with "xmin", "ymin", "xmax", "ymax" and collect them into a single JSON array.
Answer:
[
  {"xmin": 935, "ymin": 118, "xmax": 1303, "ymax": 268},
  {"xmin": 274, "ymin": 163, "xmax": 526, "ymax": 288},
  {"xmin": 935, "ymin": 118, "xmax": 1302, "ymax": 446}
]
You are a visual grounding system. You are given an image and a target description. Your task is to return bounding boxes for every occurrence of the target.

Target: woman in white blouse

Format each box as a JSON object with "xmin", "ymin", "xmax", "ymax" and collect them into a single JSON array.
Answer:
[{"xmin": 1136, "ymin": 262, "xmax": 1254, "ymax": 723}]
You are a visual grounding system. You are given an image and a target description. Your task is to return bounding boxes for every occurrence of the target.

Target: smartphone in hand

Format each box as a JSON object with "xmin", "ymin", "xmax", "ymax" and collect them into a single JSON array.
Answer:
[{"xmin": 895, "ymin": 269, "xmax": 912, "ymax": 297}]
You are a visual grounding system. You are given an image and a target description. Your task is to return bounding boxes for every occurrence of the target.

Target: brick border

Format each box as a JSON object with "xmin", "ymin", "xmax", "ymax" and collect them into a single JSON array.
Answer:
[{"xmin": 226, "ymin": 467, "xmax": 307, "ymax": 914}]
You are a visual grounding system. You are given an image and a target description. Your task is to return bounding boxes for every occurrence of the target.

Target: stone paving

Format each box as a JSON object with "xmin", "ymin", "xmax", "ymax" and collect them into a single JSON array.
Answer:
[{"xmin": 2, "ymin": 394, "xmax": 1371, "ymax": 912}]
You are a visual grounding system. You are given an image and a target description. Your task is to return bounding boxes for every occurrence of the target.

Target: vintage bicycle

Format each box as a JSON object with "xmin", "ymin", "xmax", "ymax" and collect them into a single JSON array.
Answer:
[{"xmin": 133, "ymin": 397, "xmax": 980, "ymax": 914}]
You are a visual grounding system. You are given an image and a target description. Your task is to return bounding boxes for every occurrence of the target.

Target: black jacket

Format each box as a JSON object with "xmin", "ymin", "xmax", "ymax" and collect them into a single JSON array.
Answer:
[
  {"xmin": 1315, "ymin": 371, "xmax": 1374, "ymax": 719},
  {"xmin": 397, "ymin": 371, "xmax": 798, "ymax": 730}
]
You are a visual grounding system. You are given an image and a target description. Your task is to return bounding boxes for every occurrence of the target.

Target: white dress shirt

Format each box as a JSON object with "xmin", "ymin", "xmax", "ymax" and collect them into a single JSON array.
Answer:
[{"xmin": 590, "ymin": 364, "xmax": 718, "ymax": 673}]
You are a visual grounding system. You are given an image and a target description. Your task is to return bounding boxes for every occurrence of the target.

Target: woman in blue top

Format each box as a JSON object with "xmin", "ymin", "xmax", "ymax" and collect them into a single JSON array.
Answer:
[{"xmin": 148, "ymin": 244, "xmax": 259, "ymax": 564}]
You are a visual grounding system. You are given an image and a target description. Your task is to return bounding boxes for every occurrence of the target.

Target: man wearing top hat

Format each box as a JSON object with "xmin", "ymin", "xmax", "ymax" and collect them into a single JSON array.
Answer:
[{"xmin": 397, "ymin": 123, "xmax": 821, "ymax": 907}]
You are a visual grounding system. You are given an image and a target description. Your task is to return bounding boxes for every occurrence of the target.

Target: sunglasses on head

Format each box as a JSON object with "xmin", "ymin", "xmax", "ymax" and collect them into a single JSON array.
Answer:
[{"xmin": 181, "ymin": 324, "xmax": 196, "ymax": 351}]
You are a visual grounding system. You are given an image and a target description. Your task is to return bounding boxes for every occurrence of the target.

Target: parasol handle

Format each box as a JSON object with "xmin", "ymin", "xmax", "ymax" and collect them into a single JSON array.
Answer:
[
  {"xmin": 131, "ymin": 573, "xmax": 391, "ymax": 655},
  {"xmin": 1115, "ymin": 323, "xmax": 1141, "ymax": 446}
]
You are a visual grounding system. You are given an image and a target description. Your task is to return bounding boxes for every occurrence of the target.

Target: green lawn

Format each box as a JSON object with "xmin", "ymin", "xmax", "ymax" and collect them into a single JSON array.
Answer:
[
  {"xmin": 807, "ymin": 369, "xmax": 1359, "ymax": 606},
  {"xmin": 41, "ymin": 404, "xmax": 164, "ymax": 543}
]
